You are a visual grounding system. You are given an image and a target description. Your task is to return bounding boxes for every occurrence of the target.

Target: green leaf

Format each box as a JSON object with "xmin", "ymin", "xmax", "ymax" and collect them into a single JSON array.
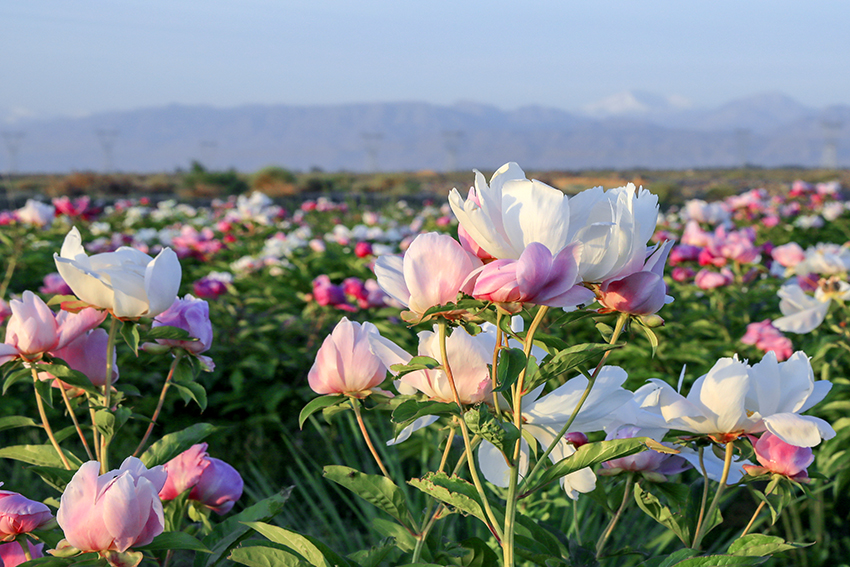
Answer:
[
  {"xmin": 391, "ymin": 398, "xmax": 460, "ymax": 425},
  {"xmin": 148, "ymin": 325, "xmax": 196, "ymax": 341},
  {"xmin": 457, "ymin": 537, "xmax": 499, "ymax": 567},
  {"xmin": 140, "ymin": 531, "xmax": 211, "ymax": 553},
  {"xmin": 196, "ymin": 488, "xmax": 293, "ymax": 567},
  {"xmin": 228, "ymin": 541, "xmax": 308, "ymax": 567},
  {"xmin": 495, "ymin": 348, "xmax": 527, "ymax": 392},
  {"xmin": 370, "ymin": 518, "xmax": 416, "ymax": 553},
  {"xmin": 172, "ymin": 379, "xmax": 208, "ymax": 411},
  {"xmin": 33, "ymin": 362, "xmax": 98, "ymax": 394},
  {"xmin": 299, "ymin": 395, "xmax": 345, "ymax": 429},
  {"xmin": 529, "ymin": 437, "xmax": 649, "ymax": 493},
  {"xmin": 323, "ymin": 466, "xmax": 415, "ymax": 531},
  {"xmin": 419, "ymin": 299, "xmax": 489, "ymax": 321},
  {"xmin": 389, "ymin": 356, "xmax": 440, "ymax": 378},
  {"xmin": 28, "ymin": 466, "xmax": 76, "ymax": 492},
  {"xmin": 95, "ymin": 409, "xmax": 116, "ymax": 441},
  {"xmin": 633, "ymin": 483, "xmax": 690, "ymax": 547},
  {"xmin": 34, "ymin": 377, "xmax": 55, "ymax": 408},
  {"xmin": 463, "ymin": 405, "xmax": 519, "ymax": 464},
  {"xmin": 2, "ymin": 367, "xmax": 32, "ymax": 394},
  {"xmin": 638, "ymin": 549, "xmax": 700, "ymax": 567},
  {"xmin": 140, "ymin": 423, "xmax": 219, "ymax": 468},
  {"xmin": 536, "ymin": 343, "xmax": 621, "ymax": 384},
  {"xmin": 0, "ymin": 415, "xmax": 39, "ymax": 431},
  {"xmin": 672, "ymin": 556, "xmax": 768, "ymax": 566},
  {"xmin": 408, "ymin": 472, "xmax": 496, "ymax": 529},
  {"xmin": 0, "ymin": 444, "xmax": 82, "ymax": 468},
  {"xmin": 346, "ymin": 541, "xmax": 395, "ymax": 567},
  {"xmin": 727, "ymin": 534, "xmax": 810, "ymax": 557},
  {"xmin": 121, "ymin": 320, "xmax": 140, "ymax": 355},
  {"xmin": 240, "ymin": 523, "xmax": 327, "ymax": 566},
  {"xmin": 638, "ymin": 323, "xmax": 659, "ymax": 357}
]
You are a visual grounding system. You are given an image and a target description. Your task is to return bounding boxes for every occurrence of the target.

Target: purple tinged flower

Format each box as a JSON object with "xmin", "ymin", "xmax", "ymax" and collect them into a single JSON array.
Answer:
[
  {"xmin": 0, "ymin": 539, "xmax": 44, "ymax": 566},
  {"xmin": 39, "ymin": 272, "xmax": 74, "ymax": 296},
  {"xmin": 743, "ymin": 432, "xmax": 813, "ymax": 480},
  {"xmin": 56, "ymin": 458, "xmax": 167, "ymax": 553},
  {"xmin": 0, "ymin": 487, "xmax": 53, "ymax": 540},
  {"xmin": 598, "ymin": 241, "xmax": 674, "ymax": 316},
  {"xmin": 601, "ymin": 426, "xmax": 690, "ymax": 480},
  {"xmin": 159, "ymin": 443, "xmax": 243, "ymax": 515},
  {"xmin": 694, "ymin": 268, "xmax": 733, "ymax": 290}
]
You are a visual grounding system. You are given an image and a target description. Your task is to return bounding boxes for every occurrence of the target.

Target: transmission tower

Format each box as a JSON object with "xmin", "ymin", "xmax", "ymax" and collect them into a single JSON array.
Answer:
[
  {"xmin": 442, "ymin": 130, "xmax": 464, "ymax": 172},
  {"xmin": 361, "ymin": 132, "xmax": 383, "ymax": 172},
  {"xmin": 821, "ymin": 120, "xmax": 842, "ymax": 169},
  {"xmin": 95, "ymin": 129, "xmax": 119, "ymax": 173},
  {"xmin": 2, "ymin": 131, "xmax": 24, "ymax": 174}
]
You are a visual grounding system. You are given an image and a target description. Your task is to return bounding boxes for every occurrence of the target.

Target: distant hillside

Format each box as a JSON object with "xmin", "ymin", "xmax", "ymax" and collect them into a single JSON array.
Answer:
[{"xmin": 2, "ymin": 94, "xmax": 849, "ymax": 173}]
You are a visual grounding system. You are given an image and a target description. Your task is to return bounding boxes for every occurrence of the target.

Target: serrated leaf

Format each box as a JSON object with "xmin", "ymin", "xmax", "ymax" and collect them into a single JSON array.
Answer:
[
  {"xmin": 195, "ymin": 488, "xmax": 293, "ymax": 567},
  {"xmin": 463, "ymin": 405, "xmax": 519, "ymax": 464},
  {"xmin": 0, "ymin": 444, "xmax": 82, "ymax": 468},
  {"xmin": 140, "ymin": 423, "xmax": 218, "ymax": 468},
  {"xmin": 528, "ymin": 437, "xmax": 648, "ymax": 493},
  {"xmin": 323, "ymin": 466, "xmax": 415, "ymax": 531},
  {"xmin": 391, "ymin": 398, "xmax": 460, "ymax": 425},
  {"xmin": 140, "ymin": 531, "xmax": 211, "ymax": 553},
  {"xmin": 727, "ymin": 534, "xmax": 810, "ymax": 557},
  {"xmin": 299, "ymin": 395, "xmax": 345, "ymax": 429}
]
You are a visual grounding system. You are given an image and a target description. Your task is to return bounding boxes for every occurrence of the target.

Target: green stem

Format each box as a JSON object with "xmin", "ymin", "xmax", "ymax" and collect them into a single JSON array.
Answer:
[
  {"xmin": 521, "ymin": 312, "xmax": 629, "ymax": 493},
  {"xmin": 99, "ymin": 316, "xmax": 119, "ymax": 473},
  {"xmin": 88, "ymin": 402, "xmax": 101, "ymax": 462},
  {"xmin": 30, "ymin": 366, "xmax": 72, "ymax": 470},
  {"xmin": 596, "ymin": 473, "xmax": 634, "ymax": 559},
  {"xmin": 692, "ymin": 446, "xmax": 710, "ymax": 544},
  {"xmin": 412, "ymin": 426, "xmax": 457, "ymax": 563},
  {"xmin": 17, "ymin": 537, "xmax": 32, "ymax": 561},
  {"xmin": 491, "ymin": 311, "xmax": 503, "ymax": 413},
  {"xmin": 503, "ymin": 305, "xmax": 550, "ymax": 567},
  {"xmin": 437, "ymin": 321, "xmax": 503, "ymax": 543},
  {"xmin": 133, "ymin": 353, "xmax": 183, "ymax": 457},
  {"xmin": 741, "ymin": 500, "xmax": 767, "ymax": 537},
  {"xmin": 692, "ymin": 440, "xmax": 735, "ymax": 549}
]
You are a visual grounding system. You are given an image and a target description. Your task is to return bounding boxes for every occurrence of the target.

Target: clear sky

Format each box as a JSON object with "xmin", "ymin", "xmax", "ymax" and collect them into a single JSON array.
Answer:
[{"xmin": 2, "ymin": 0, "xmax": 849, "ymax": 119}]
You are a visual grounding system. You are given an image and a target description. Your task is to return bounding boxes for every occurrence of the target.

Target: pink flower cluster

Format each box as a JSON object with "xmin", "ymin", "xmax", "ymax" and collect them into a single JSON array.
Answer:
[
  {"xmin": 310, "ymin": 275, "xmax": 389, "ymax": 312},
  {"xmin": 741, "ymin": 319, "xmax": 793, "ymax": 361}
]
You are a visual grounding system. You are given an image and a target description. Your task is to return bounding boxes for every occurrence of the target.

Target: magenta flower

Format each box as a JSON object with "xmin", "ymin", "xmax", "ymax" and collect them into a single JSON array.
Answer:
[
  {"xmin": 742, "ymin": 320, "xmax": 793, "ymax": 361},
  {"xmin": 39, "ymin": 272, "xmax": 74, "ymax": 296},
  {"xmin": 598, "ymin": 241, "xmax": 673, "ymax": 316},
  {"xmin": 694, "ymin": 268, "xmax": 733, "ymax": 290},
  {"xmin": 743, "ymin": 432, "xmax": 813, "ymax": 480},
  {"xmin": 312, "ymin": 275, "xmax": 356, "ymax": 312},
  {"xmin": 0, "ymin": 291, "xmax": 106, "ymax": 364},
  {"xmin": 0, "ymin": 487, "xmax": 53, "ymax": 540},
  {"xmin": 0, "ymin": 540, "xmax": 44, "ymax": 566},
  {"xmin": 56, "ymin": 458, "xmax": 166, "ymax": 553},
  {"xmin": 159, "ymin": 443, "xmax": 243, "ymax": 515},
  {"xmin": 354, "ymin": 242, "xmax": 373, "ymax": 258},
  {"xmin": 471, "ymin": 242, "xmax": 594, "ymax": 309}
]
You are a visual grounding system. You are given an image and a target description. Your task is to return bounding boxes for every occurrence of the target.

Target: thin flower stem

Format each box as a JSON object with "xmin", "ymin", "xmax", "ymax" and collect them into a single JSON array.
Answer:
[
  {"xmin": 88, "ymin": 402, "xmax": 101, "ymax": 462},
  {"xmin": 99, "ymin": 316, "xmax": 120, "ymax": 473},
  {"xmin": 17, "ymin": 538, "xmax": 32, "ymax": 561},
  {"xmin": 437, "ymin": 321, "xmax": 503, "ymax": 543},
  {"xmin": 693, "ymin": 440, "xmax": 735, "ymax": 549},
  {"xmin": 520, "ymin": 312, "xmax": 629, "ymax": 492},
  {"xmin": 413, "ymin": 426, "xmax": 458, "ymax": 562},
  {"xmin": 491, "ymin": 311, "xmax": 503, "ymax": 413},
  {"xmin": 595, "ymin": 472, "xmax": 634, "ymax": 559},
  {"xmin": 503, "ymin": 305, "xmax": 551, "ymax": 567},
  {"xmin": 59, "ymin": 386, "xmax": 94, "ymax": 460},
  {"xmin": 30, "ymin": 366, "xmax": 72, "ymax": 470},
  {"xmin": 693, "ymin": 447, "xmax": 710, "ymax": 545},
  {"xmin": 438, "ymin": 425, "xmax": 456, "ymax": 474},
  {"xmin": 133, "ymin": 353, "xmax": 183, "ymax": 457},
  {"xmin": 741, "ymin": 500, "xmax": 767, "ymax": 537},
  {"xmin": 350, "ymin": 397, "xmax": 391, "ymax": 478}
]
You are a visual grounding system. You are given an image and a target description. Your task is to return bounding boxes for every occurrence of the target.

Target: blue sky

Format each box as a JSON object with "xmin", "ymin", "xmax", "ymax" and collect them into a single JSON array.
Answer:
[{"xmin": 2, "ymin": 1, "xmax": 849, "ymax": 118}]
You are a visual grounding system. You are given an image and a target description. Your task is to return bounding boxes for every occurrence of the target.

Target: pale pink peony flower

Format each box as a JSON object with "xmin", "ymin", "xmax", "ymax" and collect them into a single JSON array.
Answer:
[
  {"xmin": 741, "ymin": 319, "xmax": 793, "ymax": 361},
  {"xmin": 0, "ymin": 291, "xmax": 106, "ymax": 364},
  {"xmin": 598, "ymin": 241, "xmax": 673, "ymax": 316},
  {"xmin": 43, "ymin": 328, "xmax": 119, "ymax": 388},
  {"xmin": 771, "ymin": 243, "xmax": 806, "ymax": 269},
  {"xmin": 694, "ymin": 268, "xmax": 733, "ymax": 290},
  {"xmin": 0, "ymin": 487, "xmax": 53, "ymax": 539},
  {"xmin": 56, "ymin": 458, "xmax": 167, "ymax": 553}
]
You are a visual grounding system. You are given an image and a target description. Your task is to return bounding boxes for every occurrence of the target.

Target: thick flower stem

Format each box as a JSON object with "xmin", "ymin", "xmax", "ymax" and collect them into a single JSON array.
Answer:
[
  {"xmin": 595, "ymin": 473, "xmax": 634, "ymax": 559},
  {"xmin": 350, "ymin": 397, "xmax": 391, "ymax": 478},
  {"xmin": 60, "ymin": 386, "xmax": 94, "ymax": 460},
  {"xmin": 99, "ymin": 316, "xmax": 120, "ymax": 472},
  {"xmin": 503, "ymin": 305, "xmax": 550, "ymax": 567},
  {"xmin": 436, "ymin": 321, "xmax": 504, "ymax": 544},
  {"xmin": 520, "ymin": 312, "xmax": 628, "ymax": 493},
  {"xmin": 17, "ymin": 537, "xmax": 32, "ymax": 561},
  {"xmin": 692, "ymin": 440, "xmax": 735, "ymax": 549},
  {"xmin": 741, "ymin": 500, "xmax": 767, "ymax": 537},
  {"xmin": 30, "ymin": 366, "xmax": 72, "ymax": 470},
  {"xmin": 133, "ymin": 353, "xmax": 183, "ymax": 457}
]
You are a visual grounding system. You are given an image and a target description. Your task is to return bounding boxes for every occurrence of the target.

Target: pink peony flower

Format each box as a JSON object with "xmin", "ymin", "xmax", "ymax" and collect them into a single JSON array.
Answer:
[
  {"xmin": 743, "ymin": 432, "xmax": 813, "ymax": 480},
  {"xmin": 43, "ymin": 328, "xmax": 119, "ymax": 388},
  {"xmin": 694, "ymin": 268, "xmax": 734, "ymax": 290},
  {"xmin": 0, "ymin": 487, "xmax": 53, "ymax": 539},
  {"xmin": 308, "ymin": 317, "xmax": 391, "ymax": 397},
  {"xmin": 742, "ymin": 319, "xmax": 793, "ymax": 361},
  {"xmin": 56, "ymin": 458, "xmax": 167, "ymax": 553},
  {"xmin": 354, "ymin": 242, "xmax": 373, "ymax": 258},
  {"xmin": 39, "ymin": 272, "xmax": 74, "ymax": 296},
  {"xmin": 159, "ymin": 443, "xmax": 243, "ymax": 515},
  {"xmin": 598, "ymin": 241, "xmax": 673, "ymax": 316},
  {"xmin": 0, "ymin": 539, "xmax": 44, "ymax": 566}
]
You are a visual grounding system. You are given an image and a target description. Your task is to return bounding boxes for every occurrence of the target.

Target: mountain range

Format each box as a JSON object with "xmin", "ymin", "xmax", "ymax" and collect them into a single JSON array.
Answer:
[{"xmin": 1, "ymin": 92, "xmax": 848, "ymax": 173}]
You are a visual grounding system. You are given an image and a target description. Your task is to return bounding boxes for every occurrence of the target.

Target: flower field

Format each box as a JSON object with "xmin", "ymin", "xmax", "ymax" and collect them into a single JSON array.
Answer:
[{"xmin": 0, "ymin": 167, "xmax": 849, "ymax": 566}]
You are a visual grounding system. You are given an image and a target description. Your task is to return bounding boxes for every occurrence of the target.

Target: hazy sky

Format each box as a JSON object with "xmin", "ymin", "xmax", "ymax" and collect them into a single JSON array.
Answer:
[{"xmin": 2, "ymin": 1, "xmax": 849, "ymax": 119}]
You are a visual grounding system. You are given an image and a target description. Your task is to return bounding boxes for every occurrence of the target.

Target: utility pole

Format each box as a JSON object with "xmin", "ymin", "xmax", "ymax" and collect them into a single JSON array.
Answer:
[
  {"xmin": 361, "ymin": 132, "xmax": 383, "ymax": 172},
  {"xmin": 2, "ymin": 131, "xmax": 24, "ymax": 175},
  {"xmin": 95, "ymin": 129, "xmax": 119, "ymax": 173}
]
